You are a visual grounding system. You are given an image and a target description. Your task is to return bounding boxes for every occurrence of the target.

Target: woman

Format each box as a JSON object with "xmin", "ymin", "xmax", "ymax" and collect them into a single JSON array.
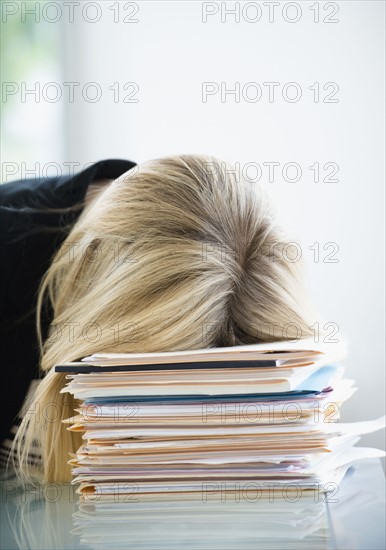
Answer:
[{"xmin": 2, "ymin": 154, "xmax": 316, "ymax": 482}]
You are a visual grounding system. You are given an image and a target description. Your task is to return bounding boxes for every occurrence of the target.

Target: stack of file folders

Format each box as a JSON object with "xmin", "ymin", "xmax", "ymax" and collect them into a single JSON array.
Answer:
[{"xmin": 56, "ymin": 339, "xmax": 385, "ymax": 504}]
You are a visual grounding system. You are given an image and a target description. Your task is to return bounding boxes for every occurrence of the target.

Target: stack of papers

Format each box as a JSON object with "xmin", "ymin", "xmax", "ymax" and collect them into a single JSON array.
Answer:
[{"xmin": 57, "ymin": 339, "xmax": 385, "ymax": 502}]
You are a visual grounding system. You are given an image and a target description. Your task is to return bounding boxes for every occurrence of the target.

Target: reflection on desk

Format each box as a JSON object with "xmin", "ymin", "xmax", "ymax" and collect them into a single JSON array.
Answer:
[{"xmin": 1, "ymin": 459, "xmax": 385, "ymax": 550}]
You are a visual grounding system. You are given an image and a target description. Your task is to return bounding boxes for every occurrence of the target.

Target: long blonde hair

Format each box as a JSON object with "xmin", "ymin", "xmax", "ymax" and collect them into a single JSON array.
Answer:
[{"xmin": 12, "ymin": 154, "xmax": 317, "ymax": 482}]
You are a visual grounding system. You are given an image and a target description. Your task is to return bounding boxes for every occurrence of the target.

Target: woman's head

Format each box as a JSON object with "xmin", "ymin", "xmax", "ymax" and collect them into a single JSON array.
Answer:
[{"xmin": 13, "ymin": 154, "xmax": 317, "ymax": 482}]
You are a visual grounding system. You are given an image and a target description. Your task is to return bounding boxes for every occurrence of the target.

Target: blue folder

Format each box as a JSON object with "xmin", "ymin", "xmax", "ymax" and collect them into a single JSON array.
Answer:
[{"xmin": 84, "ymin": 365, "xmax": 338, "ymax": 405}]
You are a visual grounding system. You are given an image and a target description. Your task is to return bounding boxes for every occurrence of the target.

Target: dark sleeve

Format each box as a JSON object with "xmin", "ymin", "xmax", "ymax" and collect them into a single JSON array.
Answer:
[{"xmin": 0, "ymin": 159, "xmax": 136, "ymax": 444}]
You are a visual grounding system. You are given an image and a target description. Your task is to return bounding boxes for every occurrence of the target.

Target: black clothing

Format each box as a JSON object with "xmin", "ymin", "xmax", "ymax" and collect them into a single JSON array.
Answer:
[{"xmin": 0, "ymin": 159, "xmax": 136, "ymax": 446}]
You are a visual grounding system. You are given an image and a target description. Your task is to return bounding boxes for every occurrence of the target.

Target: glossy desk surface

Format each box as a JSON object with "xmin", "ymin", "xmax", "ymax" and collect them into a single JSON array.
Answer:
[{"xmin": 1, "ymin": 459, "xmax": 385, "ymax": 550}]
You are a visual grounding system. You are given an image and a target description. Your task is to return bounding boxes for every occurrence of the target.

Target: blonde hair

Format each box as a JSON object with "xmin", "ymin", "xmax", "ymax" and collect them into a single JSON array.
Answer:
[{"xmin": 12, "ymin": 154, "xmax": 317, "ymax": 482}]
